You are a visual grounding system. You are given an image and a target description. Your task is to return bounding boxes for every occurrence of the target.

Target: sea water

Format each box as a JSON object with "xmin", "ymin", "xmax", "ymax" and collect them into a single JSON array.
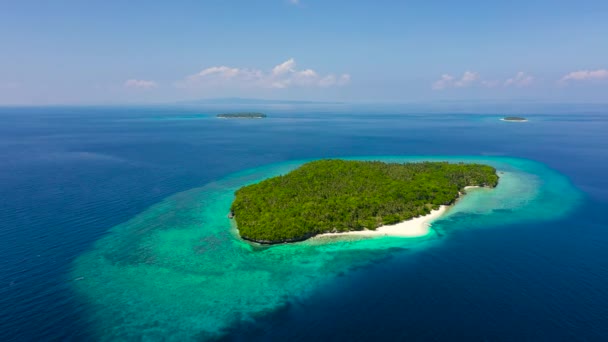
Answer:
[
  {"xmin": 70, "ymin": 155, "xmax": 581, "ymax": 340},
  {"xmin": 0, "ymin": 105, "xmax": 606, "ymax": 341}
]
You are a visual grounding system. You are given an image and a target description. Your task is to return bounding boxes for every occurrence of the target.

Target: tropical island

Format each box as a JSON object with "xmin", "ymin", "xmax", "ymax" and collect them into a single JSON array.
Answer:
[
  {"xmin": 501, "ymin": 116, "xmax": 528, "ymax": 122},
  {"xmin": 217, "ymin": 112, "xmax": 267, "ymax": 119},
  {"xmin": 230, "ymin": 160, "xmax": 499, "ymax": 244}
]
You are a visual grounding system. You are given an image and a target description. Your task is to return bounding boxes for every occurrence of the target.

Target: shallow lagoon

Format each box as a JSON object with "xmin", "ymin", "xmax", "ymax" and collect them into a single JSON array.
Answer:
[{"xmin": 71, "ymin": 155, "xmax": 581, "ymax": 341}]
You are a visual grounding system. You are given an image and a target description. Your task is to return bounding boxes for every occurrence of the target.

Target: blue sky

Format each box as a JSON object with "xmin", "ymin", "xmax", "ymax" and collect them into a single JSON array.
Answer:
[{"xmin": 1, "ymin": 0, "xmax": 607, "ymax": 105}]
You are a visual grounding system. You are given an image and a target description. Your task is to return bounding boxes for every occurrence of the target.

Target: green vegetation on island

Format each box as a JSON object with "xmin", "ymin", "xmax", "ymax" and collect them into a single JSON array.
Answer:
[
  {"xmin": 217, "ymin": 112, "xmax": 267, "ymax": 119},
  {"xmin": 502, "ymin": 116, "xmax": 527, "ymax": 122},
  {"xmin": 231, "ymin": 160, "xmax": 499, "ymax": 244}
]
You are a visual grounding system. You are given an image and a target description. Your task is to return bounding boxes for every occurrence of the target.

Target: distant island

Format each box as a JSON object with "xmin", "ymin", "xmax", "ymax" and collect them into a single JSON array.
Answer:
[
  {"xmin": 230, "ymin": 160, "xmax": 499, "ymax": 244},
  {"xmin": 501, "ymin": 116, "xmax": 528, "ymax": 122},
  {"xmin": 217, "ymin": 113, "xmax": 267, "ymax": 119}
]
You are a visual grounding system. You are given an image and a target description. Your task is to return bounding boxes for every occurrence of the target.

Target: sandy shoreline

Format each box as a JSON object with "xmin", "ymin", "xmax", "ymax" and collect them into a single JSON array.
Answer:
[
  {"xmin": 315, "ymin": 205, "xmax": 448, "ymax": 239},
  {"xmin": 314, "ymin": 186, "xmax": 487, "ymax": 240}
]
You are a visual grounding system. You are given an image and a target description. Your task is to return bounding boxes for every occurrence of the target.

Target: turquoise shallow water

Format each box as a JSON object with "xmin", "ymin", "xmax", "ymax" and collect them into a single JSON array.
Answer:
[{"xmin": 71, "ymin": 156, "xmax": 581, "ymax": 341}]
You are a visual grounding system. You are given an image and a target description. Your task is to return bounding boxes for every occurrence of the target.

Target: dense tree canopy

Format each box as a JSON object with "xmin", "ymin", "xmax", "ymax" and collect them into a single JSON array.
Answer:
[{"xmin": 231, "ymin": 160, "xmax": 498, "ymax": 244}]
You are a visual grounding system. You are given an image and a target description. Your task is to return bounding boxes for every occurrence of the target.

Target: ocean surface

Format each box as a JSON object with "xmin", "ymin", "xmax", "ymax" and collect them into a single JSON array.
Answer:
[{"xmin": 1, "ymin": 104, "xmax": 607, "ymax": 341}]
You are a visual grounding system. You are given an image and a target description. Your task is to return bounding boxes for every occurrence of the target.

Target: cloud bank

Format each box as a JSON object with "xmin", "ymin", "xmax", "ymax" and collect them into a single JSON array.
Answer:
[
  {"xmin": 179, "ymin": 58, "xmax": 350, "ymax": 89},
  {"xmin": 433, "ymin": 71, "xmax": 534, "ymax": 90},
  {"xmin": 560, "ymin": 69, "xmax": 608, "ymax": 84},
  {"xmin": 432, "ymin": 71, "xmax": 479, "ymax": 90}
]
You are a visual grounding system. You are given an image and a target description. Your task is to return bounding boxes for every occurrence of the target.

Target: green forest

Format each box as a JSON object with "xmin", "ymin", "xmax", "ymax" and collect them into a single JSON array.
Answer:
[{"xmin": 231, "ymin": 160, "xmax": 499, "ymax": 244}]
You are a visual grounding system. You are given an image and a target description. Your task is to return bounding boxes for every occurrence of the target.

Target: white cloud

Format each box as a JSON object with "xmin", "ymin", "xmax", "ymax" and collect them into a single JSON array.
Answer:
[
  {"xmin": 560, "ymin": 69, "xmax": 608, "ymax": 84},
  {"xmin": 431, "ymin": 74, "xmax": 454, "ymax": 90},
  {"xmin": 197, "ymin": 66, "xmax": 241, "ymax": 78},
  {"xmin": 433, "ymin": 71, "xmax": 534, "ymax": 90},
  {"xmin": 179, "ymin": 58, "xmax": 350, "ymax": 89},
  {"xmin": 124, "ymin": 79, "xmax": 158, "ymax": 89},
  {"xmin": 504, "ymin": 72, "xmax": 534, "ymax": 87},
  {"xmin": 289, "ymin": 0, "xmax": 300, "ymax": 5},
  {"xmin": 272, "ymin": 58, "xmax": 296, "ymax": 76},
  {"xmin": 455, "ymin": 71, "xmax": 479, "ymax": 88},
  {"xmin": 432, "ymin": 71, "xmax": 478, "ymax": 90}
]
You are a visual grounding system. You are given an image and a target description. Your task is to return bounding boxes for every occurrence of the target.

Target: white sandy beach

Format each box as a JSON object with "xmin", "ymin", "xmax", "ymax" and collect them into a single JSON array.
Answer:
[
  {"xmin": 314, "ymin": 186, "xmax": 489, "ymax": 240},
  {"xmin": 316, "ymin": 205, "xmax": 448, "ymax": 239}
]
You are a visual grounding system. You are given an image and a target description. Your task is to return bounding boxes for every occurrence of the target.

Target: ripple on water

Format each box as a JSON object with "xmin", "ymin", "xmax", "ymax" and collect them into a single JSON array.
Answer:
[{"xmin": 71, "ymin": 156, "xmax": 582, "ymax": 341}]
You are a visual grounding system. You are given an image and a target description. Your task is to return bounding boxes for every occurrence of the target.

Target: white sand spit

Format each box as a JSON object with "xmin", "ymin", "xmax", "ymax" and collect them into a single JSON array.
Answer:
[{"xmin": 316, "ymin": 206, "xmax": 448, "ymax": 239}]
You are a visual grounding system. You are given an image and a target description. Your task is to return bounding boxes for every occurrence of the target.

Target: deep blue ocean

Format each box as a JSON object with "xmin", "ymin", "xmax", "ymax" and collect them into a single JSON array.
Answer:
[{"xmin": 1, "ymin": 104, "xmax": 607, "ymax": 341}]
